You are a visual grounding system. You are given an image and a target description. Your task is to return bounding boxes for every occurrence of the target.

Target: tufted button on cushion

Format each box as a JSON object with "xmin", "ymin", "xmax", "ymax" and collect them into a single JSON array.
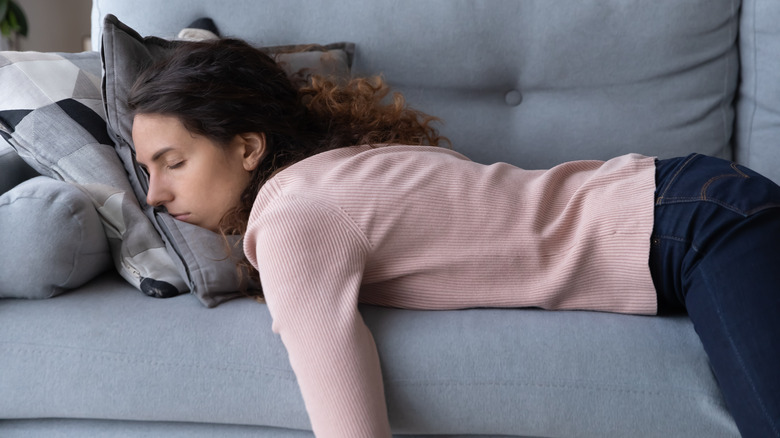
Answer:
[{"xmin": 504, "ymin": 89, "xmax": 523, "ymax": 107}]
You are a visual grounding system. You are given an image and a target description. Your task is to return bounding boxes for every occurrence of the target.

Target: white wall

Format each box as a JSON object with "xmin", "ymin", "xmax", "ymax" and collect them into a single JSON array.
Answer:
[{"xmin": 16, "ymin": 0, "xmax": 92, "ymax": 52}]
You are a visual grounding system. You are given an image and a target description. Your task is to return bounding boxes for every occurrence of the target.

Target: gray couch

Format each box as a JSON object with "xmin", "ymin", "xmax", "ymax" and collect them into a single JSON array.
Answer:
[{"xmin": 2, "ymin": 0, "xmax": 778, "ymax": 436}]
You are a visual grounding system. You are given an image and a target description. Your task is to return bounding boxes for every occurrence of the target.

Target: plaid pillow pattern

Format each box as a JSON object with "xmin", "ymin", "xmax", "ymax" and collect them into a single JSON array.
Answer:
[{"xmin": 0, "ymin": 51, "xmax": 187, "ymax": 298}]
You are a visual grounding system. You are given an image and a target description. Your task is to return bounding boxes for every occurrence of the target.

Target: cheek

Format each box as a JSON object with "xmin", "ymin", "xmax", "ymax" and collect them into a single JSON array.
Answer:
[
  {"xmin": 210, "ymin": 163, "xmax": 250, "ymax": 205},
  {"xmin": 228, "ymin": 173, "xmax": 252, "ymax": 205}
]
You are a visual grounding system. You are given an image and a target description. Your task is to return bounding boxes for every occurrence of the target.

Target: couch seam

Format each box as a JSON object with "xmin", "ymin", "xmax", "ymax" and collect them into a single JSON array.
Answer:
[
  {"xmin": 386, "ymin": 379, "xmax": 729, "ymax": 406},
  {"xmin": 743, "ymin": 0, "xmax": 758, "ymax": 165},
  {"xmin": 2, "ymin": 344, "xmax": 296, "ymax": 382}
]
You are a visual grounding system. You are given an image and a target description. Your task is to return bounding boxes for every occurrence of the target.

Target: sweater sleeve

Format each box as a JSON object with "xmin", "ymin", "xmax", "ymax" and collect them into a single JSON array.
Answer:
[{"xmin": 244, "ymin": 196, "xmax": 391, "ymax": 438}]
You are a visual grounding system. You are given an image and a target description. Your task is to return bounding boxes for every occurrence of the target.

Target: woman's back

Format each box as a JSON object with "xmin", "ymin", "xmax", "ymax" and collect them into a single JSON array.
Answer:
[{"xmin": 246, "ymin": 144, "xmax": 658, "ymax": 314}]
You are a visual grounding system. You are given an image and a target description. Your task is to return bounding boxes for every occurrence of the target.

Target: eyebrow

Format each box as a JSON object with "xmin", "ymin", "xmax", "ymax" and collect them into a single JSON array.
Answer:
[
  {"xmin": 138, "ymin": 146, "xmax": 176, "ymax": 168},
  {"xmin": 152, "ymin": 147, "xmax": 176, "ymax": 162}
]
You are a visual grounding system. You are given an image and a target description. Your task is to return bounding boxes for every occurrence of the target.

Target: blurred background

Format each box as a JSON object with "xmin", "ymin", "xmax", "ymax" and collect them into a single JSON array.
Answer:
[{"xmin": 13, "ymin": 0, "xmax": 92, "ymax": 52}]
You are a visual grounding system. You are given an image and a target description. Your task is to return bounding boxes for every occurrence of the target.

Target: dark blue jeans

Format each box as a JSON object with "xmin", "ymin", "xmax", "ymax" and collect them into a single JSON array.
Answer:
[{"xmin": 650, "ymin": 154, "xmax": 780, "ymax": 438}]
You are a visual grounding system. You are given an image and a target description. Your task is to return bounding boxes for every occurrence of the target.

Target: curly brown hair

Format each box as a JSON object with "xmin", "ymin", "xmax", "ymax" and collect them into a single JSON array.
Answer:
[{"xmin": 128, "ymin": 38, "xmax": 445, "ymax": 284}]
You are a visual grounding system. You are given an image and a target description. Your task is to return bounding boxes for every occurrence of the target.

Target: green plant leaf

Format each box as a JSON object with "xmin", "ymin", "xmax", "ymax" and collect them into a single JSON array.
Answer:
[
  {"xmin": 8, "ymin": 0, "xmax": 26, "ymax": 36},
  {"xmin": 0, "ymin": 0, "xmax": 9, "ymax": 23},
  {"xmin": 7, "ymin": 9, "xmax": 16, "ymax": 28}
]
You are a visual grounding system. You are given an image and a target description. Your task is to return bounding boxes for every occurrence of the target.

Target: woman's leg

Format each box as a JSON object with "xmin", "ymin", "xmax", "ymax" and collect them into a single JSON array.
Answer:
[{"xmin": 650, "ymin": 154, "xmax": 780, "ymax": 437}]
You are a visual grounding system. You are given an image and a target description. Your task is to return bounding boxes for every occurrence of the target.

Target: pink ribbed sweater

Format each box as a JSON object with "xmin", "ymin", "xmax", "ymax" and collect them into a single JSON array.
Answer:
[{"xmin": 244, "ymin": 145, "xmax": 657, "ymax": 437}]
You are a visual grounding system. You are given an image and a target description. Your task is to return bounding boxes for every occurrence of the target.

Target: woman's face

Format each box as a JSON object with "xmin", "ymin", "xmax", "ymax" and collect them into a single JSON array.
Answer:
[{"xmin": 132, "ymin": 114, "xmax": 263, "ymax": 232}]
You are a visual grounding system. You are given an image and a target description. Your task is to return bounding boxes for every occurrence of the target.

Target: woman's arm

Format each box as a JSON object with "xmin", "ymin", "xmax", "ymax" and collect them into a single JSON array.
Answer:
[{"xmin": 245, "ymin": 196, "xmax": 390, "ymax": 438}]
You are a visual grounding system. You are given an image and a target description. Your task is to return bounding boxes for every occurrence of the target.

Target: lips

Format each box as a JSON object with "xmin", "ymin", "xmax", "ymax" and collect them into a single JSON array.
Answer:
[{"xmin": 170, "ymin": 213, "xmax": 190, "ymax": 222}]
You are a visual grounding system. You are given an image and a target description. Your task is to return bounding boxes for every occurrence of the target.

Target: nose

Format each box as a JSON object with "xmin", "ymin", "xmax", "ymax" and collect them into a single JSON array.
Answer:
[{"xmin": 145, "ymin": 174, "xmax": 172, "ymax": 208}]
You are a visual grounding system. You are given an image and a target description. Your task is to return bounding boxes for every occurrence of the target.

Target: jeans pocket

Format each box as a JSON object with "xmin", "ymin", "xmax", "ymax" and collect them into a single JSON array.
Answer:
[{"xmin": 656, "ymin": 154, "xmax": 780, "ymax": 217}]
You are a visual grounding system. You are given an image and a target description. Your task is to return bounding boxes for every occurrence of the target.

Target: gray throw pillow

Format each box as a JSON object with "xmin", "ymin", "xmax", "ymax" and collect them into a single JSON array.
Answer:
[
  {"xmin": 101, "ymin": 14, "xmax": 354, "ymax": 306},
  {"xmin": 0, "ymin": 177, "xmax": 111, "ymax": 299}
]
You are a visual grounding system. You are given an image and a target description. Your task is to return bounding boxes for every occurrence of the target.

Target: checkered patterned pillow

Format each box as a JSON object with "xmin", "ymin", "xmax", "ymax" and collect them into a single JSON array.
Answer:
[{"xmin": 0, "ymin": 51, "xmax": 187, "ymax": 298}]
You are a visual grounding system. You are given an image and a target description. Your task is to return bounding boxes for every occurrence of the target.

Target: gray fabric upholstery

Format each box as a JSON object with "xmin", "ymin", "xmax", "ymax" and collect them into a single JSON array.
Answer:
[
  {"xmin": 0, "ymin": 272, "xmax": 737, "ymax": 437},
  {"xmin": 736, "ymin": 0, "xmax": 780, "ymax": 184},
  {"xmin": 0, "ymin": 420, "xmax": 318, "ymax": 438},
  {"xmin": 91, "ymin": 0, "xmax": 740, "ymax": 170},
  {"xmin": 0, "ymin": 177, "xmax": 111, "ymax": 299}
]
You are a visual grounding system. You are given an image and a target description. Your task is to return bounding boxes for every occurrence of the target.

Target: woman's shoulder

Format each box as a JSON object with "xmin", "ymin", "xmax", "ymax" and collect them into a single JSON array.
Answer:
[
  {"xmin": 243, "ymin": 178, "xmax": 371, "ymax": 270},
  {"xmin": 285, "ymin": 144, "xmax": 468, "ymax": 171},
  {"xmin": 254, "ymin": 145, "xmax": 461, "ymax": 199}
]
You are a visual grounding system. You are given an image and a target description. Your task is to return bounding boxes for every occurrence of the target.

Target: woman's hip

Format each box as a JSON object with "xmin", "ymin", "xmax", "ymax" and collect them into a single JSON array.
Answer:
[{"xmin": 649, "ymin": 153, "xmax": 780, "ymax": 312}]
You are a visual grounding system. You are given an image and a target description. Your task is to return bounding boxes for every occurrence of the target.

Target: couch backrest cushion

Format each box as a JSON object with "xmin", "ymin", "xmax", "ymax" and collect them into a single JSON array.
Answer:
[
  {"xmin": 92, "ymin": 0, "xmax": 739, "ymax": 170},
  {"xmin": 736, "ymin": 0, "xmax": 780, "ymax": 184}
]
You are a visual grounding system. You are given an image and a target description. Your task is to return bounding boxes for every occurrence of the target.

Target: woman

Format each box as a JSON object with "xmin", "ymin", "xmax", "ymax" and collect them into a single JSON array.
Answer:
[{"xmin": 129, "ymin": 39, "xmax": 779, "ymax": 438}]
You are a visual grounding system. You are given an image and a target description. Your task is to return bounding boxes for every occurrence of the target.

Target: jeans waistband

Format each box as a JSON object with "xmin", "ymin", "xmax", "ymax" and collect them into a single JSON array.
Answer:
[{"xmin": 654, "ymin": 153, "xmax": 780, "ymax": 217}]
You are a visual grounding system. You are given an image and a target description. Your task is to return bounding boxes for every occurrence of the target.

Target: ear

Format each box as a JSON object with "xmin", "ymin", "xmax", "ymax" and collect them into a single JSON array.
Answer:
[{"xmin": 237, "ymin": 132, "xmax": 267, "ymax": 171}]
